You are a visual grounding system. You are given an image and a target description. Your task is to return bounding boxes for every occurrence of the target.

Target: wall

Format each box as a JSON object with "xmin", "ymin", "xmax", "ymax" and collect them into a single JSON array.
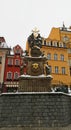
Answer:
[
  {"xmin": 0, "ymin": 50, "xmax": 6, "ymax": 83},
  {"xmin": 0, "ymin": 92, "xmax": 71, "ymax": 128},
  {"xmin": 19, "ymin": 78, "xmax": 51, "ymax": 92}
]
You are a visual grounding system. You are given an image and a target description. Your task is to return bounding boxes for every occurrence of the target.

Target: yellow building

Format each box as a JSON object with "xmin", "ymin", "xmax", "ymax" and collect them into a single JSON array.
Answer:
[
  {"xmin": 41, "ymin": 24, "xmax": 71, "ymax": 87},
  {"xmin": 26, "ymin": 25, "xmax": 71, "ymax": 88}
]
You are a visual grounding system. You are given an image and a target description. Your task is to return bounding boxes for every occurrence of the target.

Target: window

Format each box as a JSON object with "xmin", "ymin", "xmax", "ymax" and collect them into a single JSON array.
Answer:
[
  {"xmin": 62, "ymin": 67, "xmax": 65, "ymax": 74},
  {"xmin": 44, "ymin": 40, "xmax": 46, "ymax": 45},
  {"xmin": 68, "ymin": 49, "xmax": 71, "ymax": 54},
  {"xmin": 0, "ymin": 57, "xmax": 2, "ymax": 64},
  {"xmin": 15, "ymin": 59, "xmax": 20, "ymax": 66},
  {"xmin": 7, "ymin": 72, "xmax": 12, "ymax": 79},
  {"xmin": 8, "ymin": 58, "xmax": 13, "ymax": 65},
  {"xmin": 14, "ymin": 72, "xmax": 19, "ymax": 79},
  {"xmin": 60, "ymin": 54, "xmax": 64, "ymax": 61},
  {"xmin": 59, "ymin": 42, "xmax": 63, "ymax": 47},
  {"xmin": 53, "ymin": 42, "xmax": 57, "ymax": 47},
  {"xmin": 63, "ymin": 36, "xmax": 69, "ymax": 42},
  {"xmin": 47, "ymin": 53, "xmax": 51, "ymax": 60},
  {"xmin": 42, "ymin": 40, "xmax": 44, "ymax": 45},
  {"xmin": 54, "ymin": 54, "xmax": 58, "ymax": 60},
  {"xmin": 47, "ymin": 41, "xmax": 51, "ymax": 46},
  {"xmin": 63, "ymin": 43, "xmax": 66, "ymax": 48},
  {"xmin": 55, "ymin": 66, "xmax": 58, "ymax": 73},
  {"xmin": 68, "ymin": 60, "xmax": 71, "ymax": 66},
  {"xmin": 15, "ymin": 49, "xmax": 20, "ymax": 54}
]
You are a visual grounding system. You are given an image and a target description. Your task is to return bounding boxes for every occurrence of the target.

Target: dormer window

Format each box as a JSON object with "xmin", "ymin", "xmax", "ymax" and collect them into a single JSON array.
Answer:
[
  {"xmin": 46, "ymin": 41, "xmax": 51, "ymax": 46},
  {"xmin": 53, "ymin": 41, "xmax": 57, "ymax": 47},
  {"xmin": 63, "ymin": 43, "xmax": 66, "ymax": 48},
  {"xmin": 42, "ymin": 40, "xmax": 44, "ymax": 45},
  {"xmin": 44, "ymin": 40, "xmax": 46, "ymax": 45},
  {"xmin": 59, "ymin": 42, "xmax": 63, "ymax": 47}
]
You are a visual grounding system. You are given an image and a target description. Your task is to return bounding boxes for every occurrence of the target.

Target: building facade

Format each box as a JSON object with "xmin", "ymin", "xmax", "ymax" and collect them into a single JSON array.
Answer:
[
  {"xmin": 1, "ymin": 25, "xmax": 71, "ymax": 92},
  {"xmin": 0, "ymin": 37, "xmax": 11, "ymax": 92},
  {"xmin": 41, "ymin": 24, "xmax": 71, "ymax": 88},
  {"xmin": 4, "ymin": 44, "xmax": 26, "ymax": 92}
]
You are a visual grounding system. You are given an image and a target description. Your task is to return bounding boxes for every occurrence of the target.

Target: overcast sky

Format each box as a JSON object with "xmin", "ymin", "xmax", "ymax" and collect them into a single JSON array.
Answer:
[{"xmin": 0, "ymin": 0, "xmax": 71, "ymax": 49}]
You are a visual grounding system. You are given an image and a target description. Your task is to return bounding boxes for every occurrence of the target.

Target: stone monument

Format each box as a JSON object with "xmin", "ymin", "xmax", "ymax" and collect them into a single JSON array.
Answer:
[{"xmin": 18, "ymin": 28, "xmax": 53, "ymax": 92}]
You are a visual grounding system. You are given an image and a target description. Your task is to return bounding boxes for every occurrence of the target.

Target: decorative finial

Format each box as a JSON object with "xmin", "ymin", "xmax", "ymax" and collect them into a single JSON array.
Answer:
[
  {"xmin": 63, "ymin": 21, "xmax": 65, "ymax": 28},
  {"xmin": 62, "ymin": 22, "xmax": 67, "ymax": 31}
]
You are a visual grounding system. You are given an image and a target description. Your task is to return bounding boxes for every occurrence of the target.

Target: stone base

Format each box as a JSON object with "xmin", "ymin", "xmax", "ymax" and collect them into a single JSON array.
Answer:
[
  {"xmin": 18, "ymin": 75, "xmax": 52, "ymax": 92},
  {"xmin": 1, "ymin": 126, "xmax": 71, "ymax": 130}
]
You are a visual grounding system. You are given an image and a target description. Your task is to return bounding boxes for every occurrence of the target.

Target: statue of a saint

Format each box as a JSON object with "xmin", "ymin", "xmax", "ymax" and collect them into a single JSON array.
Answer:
[
  {"xmin": 28, "ymin": 27, "xmax": 42, "ymax": 48},
  {"xmin": 44, "ymin": 62, "xmax": 51, "ymax": 75}
]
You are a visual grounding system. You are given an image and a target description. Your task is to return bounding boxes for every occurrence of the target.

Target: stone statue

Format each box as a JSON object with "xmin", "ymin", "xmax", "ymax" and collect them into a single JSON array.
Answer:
[
  {"xmin": 44, "ymin": 62, "xmax": 51, "ymax": 75},
  {"xmin": 19, "ymin": 28, "xmax": 53, "ymax": 92},
  {"xmin": 27, "ymin": 28, "xmax": 43, "ymax": 57},
  {"xmin": 28, "ymin": 27, "xmax": 42, "ymax": 48}
]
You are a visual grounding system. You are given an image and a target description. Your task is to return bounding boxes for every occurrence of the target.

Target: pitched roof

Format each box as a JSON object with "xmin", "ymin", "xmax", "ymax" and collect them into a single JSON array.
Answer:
[{"xmin": 48, "ymin": 27, "xmax": 60, "ymax": 41}]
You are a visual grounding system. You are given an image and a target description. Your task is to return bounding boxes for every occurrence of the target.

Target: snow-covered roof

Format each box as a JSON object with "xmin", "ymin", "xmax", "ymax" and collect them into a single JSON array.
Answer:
[
  {"xmin": 10, "ymin": 50, "xmax": 14, "ymax": 55},
  {"xmin": 0, "ymin": 42, "xmax": 9, "ymax": 48}
]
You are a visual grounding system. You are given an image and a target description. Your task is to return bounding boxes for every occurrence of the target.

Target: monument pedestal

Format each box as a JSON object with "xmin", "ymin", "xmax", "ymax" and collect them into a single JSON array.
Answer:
[{"xmin": 19, "ymin": 74, "xmax": 52, "ymax": 92}]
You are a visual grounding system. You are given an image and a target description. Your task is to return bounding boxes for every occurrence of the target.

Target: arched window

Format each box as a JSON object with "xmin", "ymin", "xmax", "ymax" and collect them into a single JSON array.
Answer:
[
  {"xmin": 53, "ymin": 41, "xmax": 57, "ymax": 47},
  {"xmin": 46, "ymin": 41, "xmax": 51, "ymax": 46},
  {"xmin": 59, "ymin": 42, "xmax": 63, "ymax": 47}
]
